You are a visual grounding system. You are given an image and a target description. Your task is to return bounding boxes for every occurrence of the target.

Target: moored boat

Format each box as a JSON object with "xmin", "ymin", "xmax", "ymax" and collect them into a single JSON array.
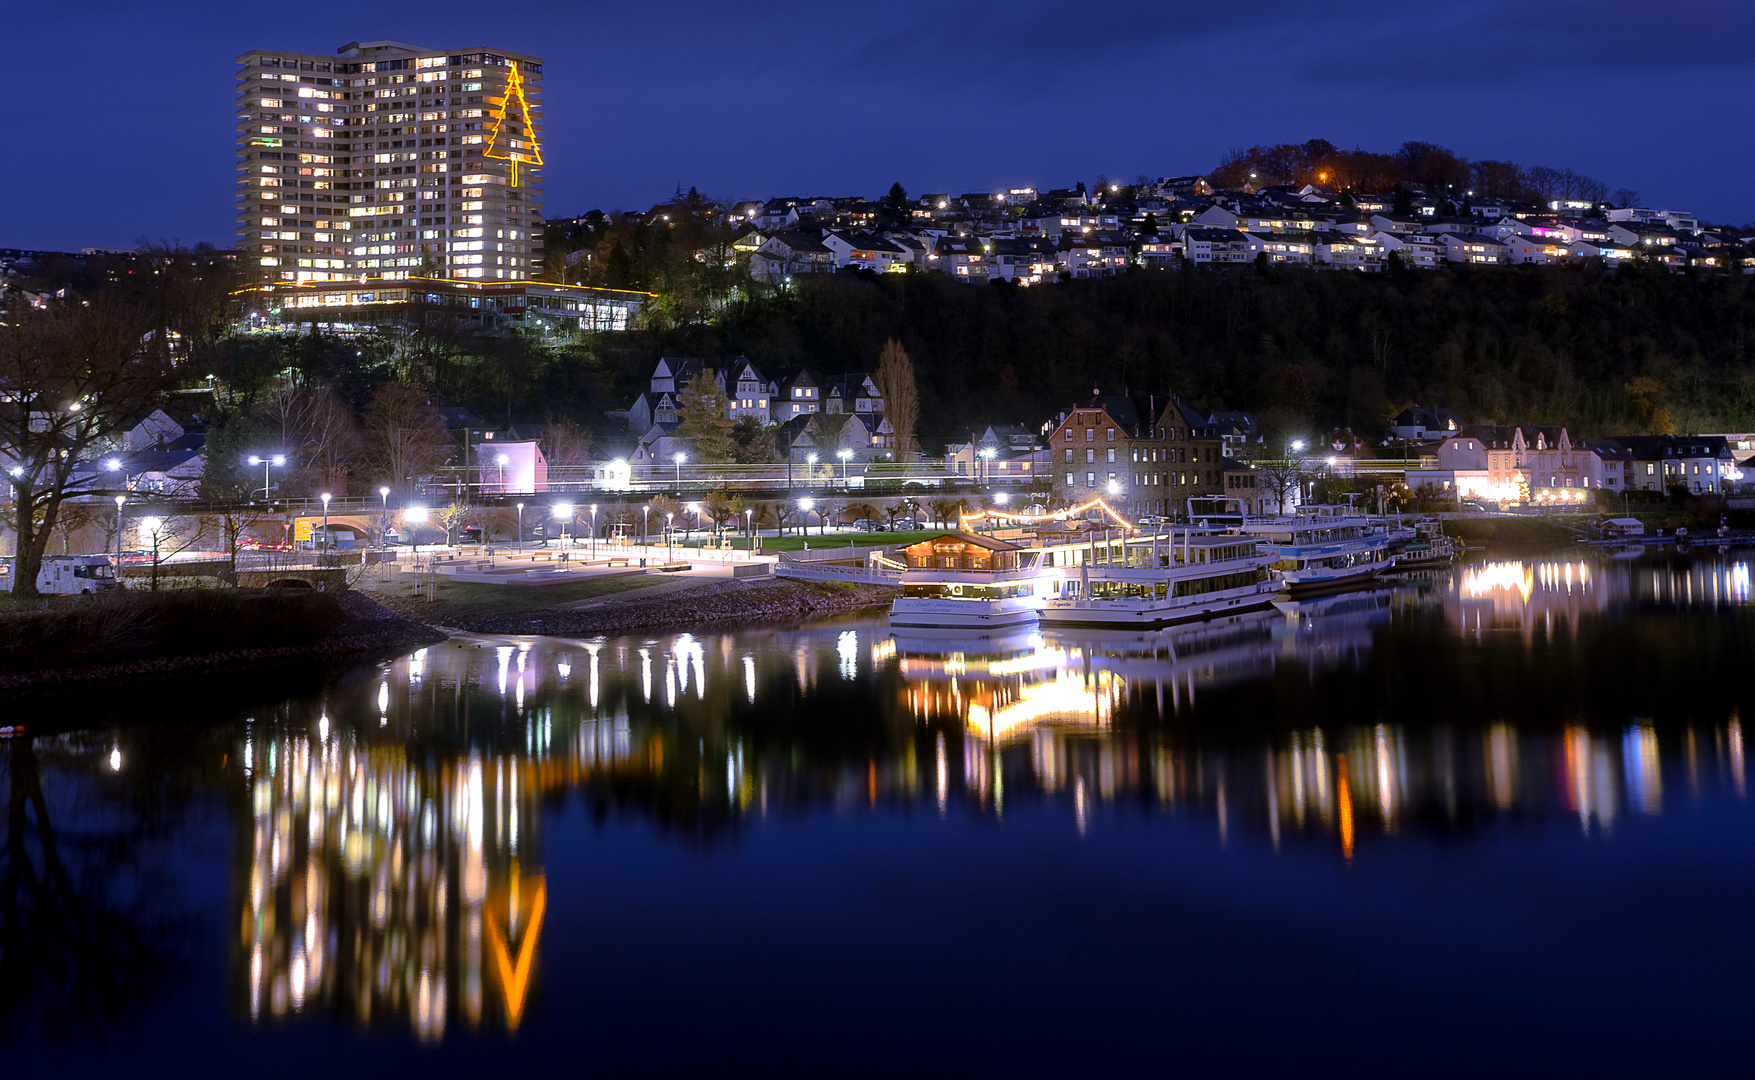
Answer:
[
  {"xmin": 1239, "ymin": 505, "xmax": 1397, "ymax": 598},
  {"xmin": 888, "ymin": 532, "xmax": 1045, "ymax": 630},
  {"xmin": 1036, "ymin": 528, "xmax": 1279, "ymax": 628}
]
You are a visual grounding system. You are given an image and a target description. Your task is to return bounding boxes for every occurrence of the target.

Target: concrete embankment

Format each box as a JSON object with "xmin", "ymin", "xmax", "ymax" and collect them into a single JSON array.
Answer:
[
  {"xmin": 0, "ymin": 591, "xmax": 446, "ymax": 696},
  {"xmin": 370, "ymin": 576, "xmax": 899, "ymax": 636}
]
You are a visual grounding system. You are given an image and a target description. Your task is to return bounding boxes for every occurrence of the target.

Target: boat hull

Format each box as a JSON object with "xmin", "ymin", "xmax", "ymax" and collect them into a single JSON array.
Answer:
[
  {"xmin": 1277, "ymin": 564, "xmax": 1390, "ymax": 599},
  {"xmin": 1038, "ymin": 584, "xmax": 1279, "ymax": 629},
  {"xmin": 888, "ymin": 598, "xmax": 1041, "ymax": 630}
]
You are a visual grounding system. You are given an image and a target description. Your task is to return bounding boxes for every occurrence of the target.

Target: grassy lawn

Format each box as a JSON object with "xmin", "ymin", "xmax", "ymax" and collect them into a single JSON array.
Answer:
[{"xmin": 362, "ymin": 572, "xmax": 664, "ymax": 614}]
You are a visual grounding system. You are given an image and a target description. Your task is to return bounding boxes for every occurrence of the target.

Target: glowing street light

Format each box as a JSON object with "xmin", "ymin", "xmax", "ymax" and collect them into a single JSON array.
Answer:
[
  {"xmin": 247, "ymin": 454, "xmax": 286, "ymax": 501},
  {"xmin": 837, "ymin": 447, "xmax": 852, "ymax": 480},
  {"xmin": 379, "ymin": 485, "xmax": 390, "ymax": 548},
  {"xmin": 588, "ymin": 503, "xmax": 597, "ymax": 554},
  {"xmin": 554, "ymin": 502, "xmax": 574, "ymax": 548},
  {"xmin": 674, "ymin": 451, "xmax": 687, "ymax": 487},
  {"xmin": 516, "ymin": 501, "xmax": 524, "ymax": 546},
  {"xmin": 113, "ymin": 494, "xmax": 126, "ymax": 568},
  {"xmin": 495, "ymin": 452, "xmax": 509, "ymax": 492},
  {"xmin": 405, "ymin": 504, "xmax": 428, "ymax": 553},
  {"xmin": 320, "ymin": 492, "xmax": 331, "ymax": 550}
]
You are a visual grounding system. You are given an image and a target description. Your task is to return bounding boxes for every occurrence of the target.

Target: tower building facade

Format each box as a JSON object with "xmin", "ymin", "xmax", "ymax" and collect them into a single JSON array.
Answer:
[{"xmin": 235, "ymin": 40, "xmax": 545, "ymax": 288}]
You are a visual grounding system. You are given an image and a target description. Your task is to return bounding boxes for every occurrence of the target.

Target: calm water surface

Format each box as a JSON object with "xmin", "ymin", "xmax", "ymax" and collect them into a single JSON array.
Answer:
[{"xmin": 7, "ymin": 550, "xmax": 1755, "ymax": 1076}]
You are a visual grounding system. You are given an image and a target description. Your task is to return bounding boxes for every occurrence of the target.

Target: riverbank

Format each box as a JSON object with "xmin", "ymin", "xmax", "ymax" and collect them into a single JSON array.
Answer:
[
  {"xmin": 0, "ymin": 590, "xmax": 446, "ymax": 696},
  {"xmin": 363, "ymin": 575, "xmax": 899, "ymax": 636}
]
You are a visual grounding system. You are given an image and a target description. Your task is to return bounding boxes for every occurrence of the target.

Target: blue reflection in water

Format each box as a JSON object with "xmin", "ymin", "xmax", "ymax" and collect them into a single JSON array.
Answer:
[{"xmin": 6, "ymin": 550, "xmax": 1755, "ymax": 1075}]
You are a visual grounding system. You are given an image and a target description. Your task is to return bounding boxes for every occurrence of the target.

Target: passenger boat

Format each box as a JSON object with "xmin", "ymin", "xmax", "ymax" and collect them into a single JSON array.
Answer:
[
  {"xmin": 888, "ymin": 532, "xmax": 1045, "ymax": 630},
  {"xmin": 1239, "ymin": 505, "xmax": 1397, "ymax": 598},
  {"xmin": 1035, "ymin": 527, "xmax": 1279, "ymax": 628},
  {"xmin": 1390, "ymin": 519, "xmax": 1457, "ymax": 570}
]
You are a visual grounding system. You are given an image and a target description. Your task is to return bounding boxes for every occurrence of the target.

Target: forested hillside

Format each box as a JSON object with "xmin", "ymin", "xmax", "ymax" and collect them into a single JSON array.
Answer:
[
  {"xmin": 612, "ymin": 262, "xmax": 1755, "ymax": 445},
  {"xmin": 199, "ymin": 262, "xmax": 1755, "ymax": 453}
]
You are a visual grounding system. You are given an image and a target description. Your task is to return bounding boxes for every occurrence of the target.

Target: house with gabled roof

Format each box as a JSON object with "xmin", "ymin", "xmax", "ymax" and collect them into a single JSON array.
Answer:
[
  {"xmin": 724, "ymin": 356, "xmax": 772, "ymax": 424},
  {"xmin": 824, "ymin": 373, "xmax": 883, "ymax": 416},
  {"xmin": 775, "ymin": 368, "xmax": 823, "ymax": 423}
]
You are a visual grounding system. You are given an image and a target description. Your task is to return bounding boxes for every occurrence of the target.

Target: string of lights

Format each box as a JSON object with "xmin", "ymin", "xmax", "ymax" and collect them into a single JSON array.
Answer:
[{"xmin": 959, "ymin": 496, "xmax": 1135, "ymax": 531}]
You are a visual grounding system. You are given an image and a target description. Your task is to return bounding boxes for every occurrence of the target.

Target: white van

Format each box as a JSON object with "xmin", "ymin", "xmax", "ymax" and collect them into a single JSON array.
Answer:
[{"xmin": 0, "ymin": 555, "xmax": 123, "ymax": 595}]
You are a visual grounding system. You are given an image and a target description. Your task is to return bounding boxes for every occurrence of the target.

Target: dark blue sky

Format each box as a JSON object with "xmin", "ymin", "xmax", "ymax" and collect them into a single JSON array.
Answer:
[{"xmin": 6, "ymin": 0, "xmax": 1755, "ymax": 250}]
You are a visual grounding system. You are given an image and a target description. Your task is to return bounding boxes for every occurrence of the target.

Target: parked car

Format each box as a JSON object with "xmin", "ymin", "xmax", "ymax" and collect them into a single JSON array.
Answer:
[
  {"xmin": 890, "ymin": 518, "xmax": 919, "ymax": 531},
  {"xmin": 851, "ymin": 518, "xmax": 886, "ymax": 532}
]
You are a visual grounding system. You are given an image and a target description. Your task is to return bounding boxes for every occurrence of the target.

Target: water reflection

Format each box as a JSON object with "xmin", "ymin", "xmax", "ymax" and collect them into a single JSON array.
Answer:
[{"xmin": 7, "ymin": 549, "xmax": 1755, "ymax": 1049}]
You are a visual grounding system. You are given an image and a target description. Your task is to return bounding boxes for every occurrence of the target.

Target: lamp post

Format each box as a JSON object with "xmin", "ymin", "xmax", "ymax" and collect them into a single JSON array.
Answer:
[
  {"xmin": 320, "ymin": 492, "xmax": 331, "ymax": 552},
  {"xmin": 113, "ymin": 495, "xmax": 125, "ymax": 570},
  {"xmin": 516, "ymin": 502, "xmax": 524, "ymax": 547},
  {"xmin": 745, "ymin": 507, "xmax": 753, "ymax": 553},
  {"xmin": 686, "ymin": 501, "xmax": 699, "ymax": 542},
  {"xmin": 642, "ymin": 504, "xmax": 650, "ymax": 550},
  {"xmin": 674, "ymin": 452, "xmax": 686, "ymax": 488},
  {"xmin": 806, "ymin": 452, "xmax": 818, "ymax": 480},
  {"xmin": 496, "ymin": 452, "xmax": 509, "ymax": 493},
  {"xmin": 105, "ymin": 456, "xmax": 128, "ymax": 493},
  {"xmin": 141, "ymin": 516, "xmax": 162, "ymax": 591},
  {"xmin": 666, "ymin": 511, "xmax": 675, "ymax": 562},
  {"xmin": 838, "ymin": 448, "xmax": 852, "ymax": 483},
  {"xmin": 554, "ymin": 502, "xmax": 574, "ymax": 550},
  {"xmin": 980, "ymin": 445, "xmax": 996, "ymax": 488},
  {"xmin": 588, "ymin": 504, "xmax": 598, "ymax": 555},
  {"xmin": 248, "ymin": 454, "xmax": 286, "ymax": 501},
  {"xmin": 800, "ymin": 496, "xmax": 815, "ymax": 537},
  {"xmin": 405, "ymin": 505, "xmax": 428, "ymax": 554}
]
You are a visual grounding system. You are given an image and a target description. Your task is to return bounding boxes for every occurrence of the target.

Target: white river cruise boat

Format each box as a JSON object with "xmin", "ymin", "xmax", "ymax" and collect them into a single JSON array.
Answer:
[
  {"xmin": 1239, "ymin": 505, "xmax": 1396, "ymax": 598},
  {"xmin": 888, "ymin": 533, "xmax": 1046, "ymax": 630},
  {"xmin": 1035, "ymin": 527, "xmax": 1279, "ymax": 629}
]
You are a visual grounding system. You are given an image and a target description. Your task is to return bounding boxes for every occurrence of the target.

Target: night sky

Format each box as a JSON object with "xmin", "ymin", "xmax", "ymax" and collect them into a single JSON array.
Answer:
[{"xmin": 6, "ymin": 0, "xmax": 1755, "ymax": 250}]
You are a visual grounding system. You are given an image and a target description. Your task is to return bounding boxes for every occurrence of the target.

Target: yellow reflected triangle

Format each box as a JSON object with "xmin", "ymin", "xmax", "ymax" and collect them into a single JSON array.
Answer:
[{"xmin": 486, "ymin": 873, "xmax": 547, "ymax": 1031}]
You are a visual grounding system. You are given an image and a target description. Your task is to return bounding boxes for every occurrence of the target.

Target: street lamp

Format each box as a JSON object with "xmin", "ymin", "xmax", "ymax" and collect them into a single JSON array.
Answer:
[
  {"xmin": 141, "ymin": 516, "xmax": 163, "ymax": 587},
  {"xmin": 248, "ymin": 454, "xmax": 286, "ymax": 501},
  {"xmin": 837, "ymin": 448, "xmax": 852, "ymax": 481},
  {"xmin": 979, "ymin": 445, "xmax": 996, "ymax": 486},
  {"xmin": 516, "ymin": 501, "xmax": 524, "ymax": 546},
  {"xmin": 379, "ymin": 486, "xmax": 390, "ymax": 548},
  {"xmin": 744, "ymin": 507, "xmax": 753, "ymax": 552},
  {"xmin": 113, "ymin": 494, "xmax": 125, "ymax": 569},
  {"xmin": 799, "ymin": 496, "xmax": 815, "ymax": 536},
  {"xmin": 554, "ymin": 502, "xmax": 574, "ymax": 549},
  {"xmin": 686, "ymin": 501, "xmax": 699, "ymax": 541},
  {"xmin": 495, "ymin": 452, "xmax": 509, "ymax": 493},
  {"xmin": 674, "ymin": 452, "xmax": 686, "ymax": 487},
  {"xmin": 666, "ymin": 511, "xmax": 675, "ymax": 561},
  {"xmin": 405, "ymin": 504, "xmax": 428, "ymax": 554},
  {"xmin": 588, "ymin": 503, "xmax": 598, "ymax": 555},
  {"xmin": 320, "ymin": 492, "xmax": 331, "ymax": 551},
  {"xmin": 642, "ymin": 504, "xmax": 650, "ymax": 549}
]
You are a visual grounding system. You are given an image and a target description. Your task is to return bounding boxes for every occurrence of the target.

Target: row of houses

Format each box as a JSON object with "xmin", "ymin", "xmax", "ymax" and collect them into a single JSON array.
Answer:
[
  {"xmin": 1406, "ymin": 427, "xmax": 1743, "ymax": 502},
  {"xmin": 710, "ymin": 179, "xmax": 1740, "ymax": 283}
]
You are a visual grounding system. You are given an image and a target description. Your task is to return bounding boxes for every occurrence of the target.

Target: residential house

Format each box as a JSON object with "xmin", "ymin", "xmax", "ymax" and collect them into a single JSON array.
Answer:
[
  {"xmin": 1371, "ymin": 230, "xmax": 1443, "ymax": 268},
  {"xmin": 930, "ymin": 236, "xmax": 995, "ymax": 281},
  {"xmin": 1438, "ymin": 233, "xmax": 1510, "ymax": 265},
  {"xmin": 824, "ymin": 373, "xmax": 884, "ymax": 416},
  {"xmin": 775, "ymin": 368, "xmax": 823, "ymax": 422},
  {"xmin": 821, "ymin": 230, "xmax": 910, "ymax": 273},
  {"xmin": 725, "ymin": 356, "xmax": 772, "ymax": 424},
  {"xmin": 1503, "ymin": 234, "xmax": 1574, "ymax": 264},
  {"xmin": 1045, "ymin": 396, "xmax": 1152, "ymax": 515},
  {"xmin": 1390, "ymin": 407, "xmax": 1461, "ymax": 441},
  {"xmin": 1181, "ymin": 228, "xmax": 1261, "ymax": 264},
  {"xmin": 1316, "ymin": 232, "xmax": 1381, "ymax": 271},
  {"xmin": 1589, "ymin": 435, "xmax": 1734, "ymax": 495}
]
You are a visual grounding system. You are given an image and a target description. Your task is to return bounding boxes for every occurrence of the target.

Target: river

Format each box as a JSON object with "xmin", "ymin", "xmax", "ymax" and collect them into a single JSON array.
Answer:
[{"xmin": 6, "ymin": 548, "xmax": 1755, "ymax": 1076}]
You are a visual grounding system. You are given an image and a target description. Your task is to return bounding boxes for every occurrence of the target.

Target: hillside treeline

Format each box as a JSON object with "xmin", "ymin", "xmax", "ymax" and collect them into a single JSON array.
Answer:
[
  {"xmin": 189, "ymin": 262, "xmax": 1755, "ymax": 458},
  {"xmin": 604, "ymin": 261, "xmax": 1755, "ymax": 446}
]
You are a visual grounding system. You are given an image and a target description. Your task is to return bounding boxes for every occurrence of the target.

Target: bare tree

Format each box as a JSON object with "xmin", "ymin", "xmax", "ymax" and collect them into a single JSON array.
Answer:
[
  {"xmin": 359, "ymin": 384, "xmax": 450, "ymax": 499},
  {"xmin": 0, "ymin": 299, "xmax": 177, "ymax": 598},
  {"xmin": 1254, "ymin": 462, "xmax": 1306, "ymax": 515},
  {"xmin": 256, "ymin": 385, "xmax": 358, "ymax": 495}
]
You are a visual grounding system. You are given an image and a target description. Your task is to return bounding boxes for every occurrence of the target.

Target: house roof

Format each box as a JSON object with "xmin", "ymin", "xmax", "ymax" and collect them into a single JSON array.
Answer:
[{"xmin": 905, "ymin": 531, "xmax": 1022, "ymax": 553}]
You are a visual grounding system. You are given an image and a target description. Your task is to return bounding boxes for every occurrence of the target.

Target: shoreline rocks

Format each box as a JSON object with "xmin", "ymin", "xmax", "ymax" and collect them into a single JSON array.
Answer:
[
  {"xmin": 372, "ymin": 577, "xmax": 899, "ymax": 637},
  {"xmin": 0, "ymin": 592, "xmax": 447, "ymax": 697}
]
